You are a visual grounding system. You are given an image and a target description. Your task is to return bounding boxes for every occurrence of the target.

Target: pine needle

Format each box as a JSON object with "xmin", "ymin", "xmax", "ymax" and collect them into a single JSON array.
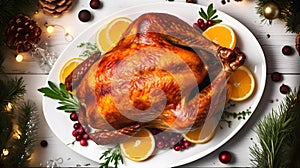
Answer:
[{"xmin": 250, "ymin": 87, "xmax": 300, "ymax": 168}]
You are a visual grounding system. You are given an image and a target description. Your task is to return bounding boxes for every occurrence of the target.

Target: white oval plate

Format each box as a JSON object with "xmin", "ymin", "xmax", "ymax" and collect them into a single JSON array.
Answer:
[{"xmin": 42, "ymin": 2, "xmax": 266, "ymax": 167}]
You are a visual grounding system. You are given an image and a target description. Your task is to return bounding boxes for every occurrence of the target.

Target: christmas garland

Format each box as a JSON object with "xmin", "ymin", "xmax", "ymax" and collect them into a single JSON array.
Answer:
[
  {"xmin": 0, "ymin": 77, "xmax": 39, "ymax": 167},
  {"xmin": 250, "ymin": 87, "xmax": 300, "ymax": 167}
]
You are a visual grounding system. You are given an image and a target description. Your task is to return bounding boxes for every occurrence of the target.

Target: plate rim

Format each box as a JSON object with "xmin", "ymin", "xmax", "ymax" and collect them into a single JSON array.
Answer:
[{"xmin": 42, "ymin": 2, "xmax": 267, "ymax": 167}]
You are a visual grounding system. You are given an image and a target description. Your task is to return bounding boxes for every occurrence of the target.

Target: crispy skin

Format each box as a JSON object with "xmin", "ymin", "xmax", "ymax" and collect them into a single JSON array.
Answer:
[{"xmin": 67, "ymin": 13, "xmax": 245, "ymax": 145}]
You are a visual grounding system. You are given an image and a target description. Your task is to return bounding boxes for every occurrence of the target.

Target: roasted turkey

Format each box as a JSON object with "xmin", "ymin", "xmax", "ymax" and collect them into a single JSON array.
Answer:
[{"xmin": 65, "ymin": 13, "xmax": 246, "ymax": 145}]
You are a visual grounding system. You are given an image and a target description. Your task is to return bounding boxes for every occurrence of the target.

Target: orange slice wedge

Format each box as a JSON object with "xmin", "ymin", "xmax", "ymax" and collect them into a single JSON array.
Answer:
[
  {"xmin": 182, "ymin": 121, "xmax": 217, "ymax": 144},
  {"xmin": 120, "ymin": 128, "xmax": 155, "ymax": 162},
  {"xmin": 59, "ymin": 57, "xmax": 84, "ymax": 84},
  {"xmin": 202, "ymin": 24, "xmax": 237, "ymax": 50},
  {"xmin": 228, "ymin": 65, "xmax": 256, "ymax": 101},
  {"xmin": 96, "ymin": 17, "xmax": 132, "ymax": 53}
]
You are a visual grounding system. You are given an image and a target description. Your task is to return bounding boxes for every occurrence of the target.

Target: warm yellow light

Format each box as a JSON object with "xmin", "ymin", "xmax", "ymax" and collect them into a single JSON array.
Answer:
[
  {"xmin": 2, "ymin": 149, "xmax": 9, "ymax": 156},
  {"xmin": 5, "ymin": 102, "xmax": 13, "ymax": 112},
  {"xmin": 13, "ymin": 129, "xmax": 22, "ymax": 140},
  {"xmin": 46, "ymin": 26, "xmax": 54, "ymax": 34},
  {"xmin": 7, "ymin": 102, "xmax": 12, "ymax": 110},
  {"xmin": 265, "ymin": 7, "xmax": 272, "ymax": 14},
  {"xmin": 15, "ymin": 54, "xmax": 24, "ymax": 62}
]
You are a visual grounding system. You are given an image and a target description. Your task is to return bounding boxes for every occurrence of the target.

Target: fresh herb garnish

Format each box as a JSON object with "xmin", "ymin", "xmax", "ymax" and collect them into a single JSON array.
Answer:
[
  {"xmin": 199, "ymin": 4, "xmax": 222, "ymax": 23},
  {"xmin": 220, "ymin": 106, "xmax": 252, "ymax": 128},
  {"xmin": 38, "ymin": 81, "xmax": 79, "ymax": 112},
  {"xmin": 99, "ymin": 145, "xmax": 124, "ymax": 168},
  {"xmin": 77, "ymin": 42, "xmax": 99, "ymax": 57}
]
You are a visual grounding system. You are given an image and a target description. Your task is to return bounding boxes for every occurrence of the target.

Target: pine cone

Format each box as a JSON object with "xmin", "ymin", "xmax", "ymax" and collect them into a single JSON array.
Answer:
[
  {"xmin": 39, "ymin": 0, "xmax": 73, "ymax": 17},
  {"xmin": 5, "ymin": 15, "xmax": 42, "ymax": 53}
]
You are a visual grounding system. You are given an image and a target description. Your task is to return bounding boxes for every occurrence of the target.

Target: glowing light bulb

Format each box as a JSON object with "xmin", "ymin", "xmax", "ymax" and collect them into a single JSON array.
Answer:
[
  {"xmin": 15, "ymin": 54, "xmax": 23, "ymax": 62},
  {"xmin": 47, "ymin": 26, "xmax": 54, "ymax": 34},
  {"xmin": 2, "ymin": 149, "xmax": 9, "ymax": 156}
]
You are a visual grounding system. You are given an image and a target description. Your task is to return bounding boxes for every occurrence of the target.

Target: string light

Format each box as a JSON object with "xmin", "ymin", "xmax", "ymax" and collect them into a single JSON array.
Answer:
[
  {"xmin": 13, "ymin": 129, "xmax": 22, "ymax": 140},
  {"xmin": 5, "ymin": 102, "xmax": 13, "ymax": 112},
  {"xmin": 46, "ymin": 25, "xmax": 54, "ymax": 34},
  {"xmin": 45, "ymin": 23, "xmax": 74, "ymax": 42},
  {"xmin": 15, "ymin": 54, "xmax": 24, "ymax": 62},
  {"xmin": 2, "ymin": 149, "xmax": 9, "ymax": 156}
]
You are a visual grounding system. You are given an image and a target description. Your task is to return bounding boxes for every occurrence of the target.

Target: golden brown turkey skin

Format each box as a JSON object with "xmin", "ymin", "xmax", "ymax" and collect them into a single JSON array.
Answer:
[{"xmin": 66, "ymin": 13, "xmax": 246, "ymax": 145}]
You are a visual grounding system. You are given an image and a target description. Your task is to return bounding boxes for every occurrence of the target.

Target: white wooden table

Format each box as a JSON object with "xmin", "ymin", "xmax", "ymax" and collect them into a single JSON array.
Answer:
[{"xmin": 3, "ymin": 0, "xmax": 300, "ymax": 167}]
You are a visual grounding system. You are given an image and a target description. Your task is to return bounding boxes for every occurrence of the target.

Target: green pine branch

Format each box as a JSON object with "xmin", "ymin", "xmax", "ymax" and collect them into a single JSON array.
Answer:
[
  {"xmin": 0, "ymin": 100, "xmax": 38, "ymax": 168},
  {"xmin": 250, "ymin": 87, "xmax": 300, "ymax": 168},
  {"xmin": 0, "ymin": 77, "xmax": 26, "ymax": 110}
]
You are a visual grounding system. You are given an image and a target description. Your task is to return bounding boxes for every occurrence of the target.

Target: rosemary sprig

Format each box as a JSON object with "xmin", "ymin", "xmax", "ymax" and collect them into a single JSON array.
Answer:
[
  {"xmin": 220, "ymin": 106, "xmax": 252, "ymax": 128},
  {"xmin": 99, "ymin": 145, "xmax": 124, "ymax": 168},
  {"xmin": 199, "ymin": 3, "xmax": 222, "ymax": 23},
  {"xmin": 38, "ymin": 81, "xmax": 79, "ymax": 113},
  {"xmin": 77, "ymin": 42, "xmax": 99, "ymax": 57}
]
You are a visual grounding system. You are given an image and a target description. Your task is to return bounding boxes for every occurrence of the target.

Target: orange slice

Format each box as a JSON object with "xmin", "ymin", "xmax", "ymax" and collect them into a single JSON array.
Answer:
[
  {"xmin": 228, "ymin": 65, "xmax": 256, "ymax": 101},
  {"xmin": 120, "ymin": 128, "xmax": 155, "ymax": 162},
  {"xmin": 182, "ymin": 121, "xmax": 217, "ymax": 144},
  {"xmin": 59, "ymin": 57, "xmax": 84, "ymax": 84},
  {"xmin": 96, "ymin": 17, "xmax": 132, "ymax": 53},
  {"xmin": 202, "ymin": 24, "xmax": 237, "ymax": 50}
]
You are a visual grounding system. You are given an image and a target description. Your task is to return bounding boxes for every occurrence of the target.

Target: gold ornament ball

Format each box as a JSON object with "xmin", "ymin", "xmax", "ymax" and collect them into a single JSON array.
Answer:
[{"xmin": 262, "ymin": 2, "xmax": 280, "ymax": 20}]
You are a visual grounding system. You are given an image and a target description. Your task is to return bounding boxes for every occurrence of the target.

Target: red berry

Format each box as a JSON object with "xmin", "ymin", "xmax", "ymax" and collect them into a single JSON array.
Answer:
[
  {"xmin": 197, "ymin": 18, "xmax": 205, "ymax": 25},
  {"xmin": 90, "ymin": 0, "xmax": 102, "ymax": 9},
  {"xmin": 70, "ymin": 112, "xmax": 78, "ymax": 121},
  {"xmin": 80, "ymin": 139, "xmax": 88, "ymax": 146},
  {"xmin": 73, "ymin": 122, "xmax": 81, "ymax": 130},
  {"xmin": 77, "ymin": 127, "xmax": 85, "ymax": 135},
  {"xmin": 184, "ymin": 140, "xmax": 191, "ymax": 147},
  {"xmin": 271, "ymin": 72, "xmax": 282, "ymax": 82},
  {"xmin": 173, "ymin": 145, "xmax": 181, "ymax": 151},
  {"xmin": 157, "ymin": 141, "xmax": 164, "ymax": 149},
  {"xmin": 72, "ymin": 130, "xmax": 78, "ymax": 137},
  {"xmin": 282, "ymin": 45, "xmax": 294, "ymax": 55},
  {"xmin": 207, "ymin": 20, "xmax": 215, "ymax": 27},
  {"xmin": 83, "ymin": 134, "xmax": 90, "ymax": 140},
  {"xmin": 76, "ymin": 135, "xmax": 82, "ymax": 141},
  {"xmin": 199, "ymin": 23, "xmax": 207, "ymax": 31},
  {"xmin": 280, "ymin": 84, "xmax": 290, "ymax": 94},
  {"xmin": 78, "ymin": 10, "xmax": 91, "ymax": 22},
  {"xmin": 219, "ymin": 151, "xmax": 232, "ymax": 164}
]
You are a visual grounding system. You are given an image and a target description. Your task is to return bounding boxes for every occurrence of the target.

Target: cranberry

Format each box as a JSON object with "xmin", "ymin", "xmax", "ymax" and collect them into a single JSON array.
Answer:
[
  {"xmin": 173, "ymin": 145, "xmax": 181, "ymax": 151},
  {"xmin": 78, "ymin": 10, "xmax": 91, "ymax": 22},
  {"xmin": 219, "ymin": 151, "xmax": 232, "ymax": 164},
  {"xmin": 77, "ymin": 127, "xmax": 85, "ymax": 135},
  {"xmin": 83, "ymin": 134, "xmax": 90, "ymax": 140},
  {"xmin": 76, "ymin": 135, "xmax": 82, "ymax": 141},
  {"xmin": 70, "ymin": 112, "xmax": 78, "ymax": 121},
  {"xmin": 157, "ymin": 141, "xmax": 164, "ymax": 149},
  {"xmin": 184, "ymin": 140, "xmax": 192, "ymax": 147},
  {"xmin": 207, "ymin": 20, "xmax": 215, "ymax": 27},
  {"xmin": 72, "ymin": 130, "xmax": 78, "ymax": 137},
  {"xmin": 199, "ymin": 23, "xmax": 207, "ymax": 31},
  {"xmin": 80, "ymin": 139, "xmax": 88, "ymax": 146},
  {"xmin": 280, "ymin": 84, "xmax": 290, "ymax": 94},
  {"xmin": 73, "ymin": 122, "xmax": 81, "ymax": 130},
  {"xmin": 197, "ymin": 18, "xmax": 205, "ymax": 25},
  {"xmin": 271, "ymin": 72, "xmax": 282, "ymax": 82},
  {"xmin": 282, "ymin": 45, "xmax": 294, "ymax": 55},
  {"xmin": 90, "ymin": 0, "xmax": 102, "ymax": 9}
]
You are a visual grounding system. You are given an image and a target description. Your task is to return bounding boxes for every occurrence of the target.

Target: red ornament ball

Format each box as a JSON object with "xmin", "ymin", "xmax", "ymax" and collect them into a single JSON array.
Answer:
[{"xmin": 219, "ymin": 151, "xmax": 232, "ymax": 164}]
